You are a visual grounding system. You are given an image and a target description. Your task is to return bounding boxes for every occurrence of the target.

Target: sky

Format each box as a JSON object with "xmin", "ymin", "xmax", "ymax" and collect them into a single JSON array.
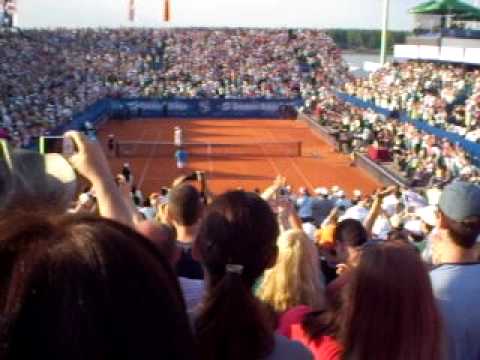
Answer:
[{"xmin": 15, "ymin": 0, "xmax": 478, "ymax": 30}]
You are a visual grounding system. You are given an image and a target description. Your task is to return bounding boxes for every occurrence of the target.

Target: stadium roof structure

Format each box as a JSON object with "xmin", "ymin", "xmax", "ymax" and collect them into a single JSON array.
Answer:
[
  {"xmin": 410, "ymin": 0, "xmax": 438, "ymax": 14},
  {"xmin": 453, "ymin": 8, "xmax": 480, "ymax": 21},
  {"xmin": 410, "ymin": 0, "xmax": 480, "ymax": 15}
]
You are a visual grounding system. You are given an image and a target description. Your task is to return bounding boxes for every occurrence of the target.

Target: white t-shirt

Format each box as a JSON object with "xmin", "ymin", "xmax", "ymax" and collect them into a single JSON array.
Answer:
[{"xmin": 174, "ymin": 128, "xmax": 183, "ymax": 146}]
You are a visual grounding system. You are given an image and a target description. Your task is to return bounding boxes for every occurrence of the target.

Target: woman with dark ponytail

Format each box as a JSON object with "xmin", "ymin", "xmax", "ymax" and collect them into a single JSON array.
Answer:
[{"xmin": 194, "ymin": 191, "xmax": 313, "ymax": 360}]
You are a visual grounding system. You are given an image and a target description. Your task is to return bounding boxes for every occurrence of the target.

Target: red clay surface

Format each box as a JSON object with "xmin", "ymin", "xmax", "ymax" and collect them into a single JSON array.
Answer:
[{"xmin": 98, "ymin": 118, "xmax": 381, "ymax": 196}]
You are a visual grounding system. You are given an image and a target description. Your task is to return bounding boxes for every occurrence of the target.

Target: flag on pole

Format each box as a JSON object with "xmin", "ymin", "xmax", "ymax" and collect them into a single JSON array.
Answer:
[
  {"xmin": 128, "ymin": 0, "xmax": 135, "ymax": 22},
  {"xmin": 164, "ymin": 0, "xmax": 170, "ymax": 22}
]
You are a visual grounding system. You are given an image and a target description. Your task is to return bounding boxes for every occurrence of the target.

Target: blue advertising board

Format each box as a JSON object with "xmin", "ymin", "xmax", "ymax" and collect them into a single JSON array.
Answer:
[
  {"xmin": 51, "ymin": 97, "xmax": 301, "ymax": 137},
  {"xmin": 108, "ymin": 97, "xmax": 302, "ymax": 119}
]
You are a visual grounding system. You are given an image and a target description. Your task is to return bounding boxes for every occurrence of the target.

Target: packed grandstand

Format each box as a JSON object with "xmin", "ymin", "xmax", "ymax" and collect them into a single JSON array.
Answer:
[{"xmin": 1, "ymin": 22, "xmax": 480, "ymax": 360}]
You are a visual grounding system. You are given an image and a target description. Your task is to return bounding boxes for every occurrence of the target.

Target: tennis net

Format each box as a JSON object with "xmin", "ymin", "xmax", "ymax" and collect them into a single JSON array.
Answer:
[{"xmin": 114, "ymin": 141, "xmax": 302, "ymax": 158}]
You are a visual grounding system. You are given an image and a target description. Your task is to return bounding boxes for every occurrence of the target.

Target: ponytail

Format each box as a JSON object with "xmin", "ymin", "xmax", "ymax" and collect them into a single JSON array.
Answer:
[
  {"xmin": 195, "ymin": 270, "xmax": 274, "ymax": 360},
  {"xmin": 194, "ymin": 191, "xmax": 279, "ymax": 360}
]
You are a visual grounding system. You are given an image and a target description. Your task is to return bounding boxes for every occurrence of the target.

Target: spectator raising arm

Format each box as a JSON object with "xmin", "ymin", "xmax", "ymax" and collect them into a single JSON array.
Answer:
[
  {"xmin": 261, "ymin": 175, "xmax": 286, "ymax": 201},
  {"xmin": 116, "ymin": 174, "xmax": 146, "ymax": 225},
  {"xmin": 363, "ymin": 186, "xmax": 396, "ymax": 237},
  {"xmin": 65, "ymin": 131, "xmax": 132, "ymax": 226}
]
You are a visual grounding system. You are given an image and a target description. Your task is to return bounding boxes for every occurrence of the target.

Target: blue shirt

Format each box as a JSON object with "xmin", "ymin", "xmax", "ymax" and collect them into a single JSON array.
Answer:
[
  {"xmin": 296, "ymin": 195, "xmax": 314, "ymax": 219},
  {"xmin": 430, "ymin": 263, "xmax": 480, "ymax": 360},
  {"xmin": 175, "ymin": 150, "xmax": 188, "ymax": 162}
]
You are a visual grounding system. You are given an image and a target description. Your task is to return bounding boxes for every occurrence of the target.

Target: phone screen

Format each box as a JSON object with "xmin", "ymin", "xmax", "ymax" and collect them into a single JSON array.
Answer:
[{"xmin": 39, "ymin": 136, "xmax": 75, "ymax": 155}]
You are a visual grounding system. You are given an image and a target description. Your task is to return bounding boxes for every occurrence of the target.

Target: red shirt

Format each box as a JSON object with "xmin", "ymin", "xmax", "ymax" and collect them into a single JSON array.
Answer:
[{"xmin": 278, "ymin": 306, "xmax": 342, "ymax": 360}]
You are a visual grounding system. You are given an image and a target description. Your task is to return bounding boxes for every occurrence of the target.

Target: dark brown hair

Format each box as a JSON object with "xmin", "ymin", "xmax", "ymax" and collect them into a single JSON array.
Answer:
[
  {"xmin": 304, "ymin": 241, "xmax": 443, "ymax": 360},
  {"xmin": 0, "ymin": 212, "xmax": 196, "ymax": 360},
  {"xmin": 334, "ymin": 219, "xmax": 368, "ymax": 248},
  {"xmin": 168, "ymin": 184, "xmax": 202, "ymax": 226},
  {"xmin": 194, "ymin": 191, "xmax": 279, "ymax": 360},
  {"xmin": 440, "ymin": 209, "xmax": 480, "ymax": 249}
]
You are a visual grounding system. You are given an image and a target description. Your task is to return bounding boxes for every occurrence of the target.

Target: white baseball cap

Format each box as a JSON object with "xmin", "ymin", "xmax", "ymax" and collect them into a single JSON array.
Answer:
[
  {"xmin": 416, "ymin": 205, "xmax": 437, "ymax": 227},
  {"xmin": 314, "ymin": 187, "xmax": 329, "ymax": 196},
  {"xmin": 353, "ymin": 189, "xmax": 362, "ymax": 197}
]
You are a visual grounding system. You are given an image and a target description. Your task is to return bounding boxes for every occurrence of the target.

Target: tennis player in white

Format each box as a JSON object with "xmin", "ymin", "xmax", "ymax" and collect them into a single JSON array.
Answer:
[{"xmin": 174, "ymin": 126, "xmax": 183, "ymax": 146}]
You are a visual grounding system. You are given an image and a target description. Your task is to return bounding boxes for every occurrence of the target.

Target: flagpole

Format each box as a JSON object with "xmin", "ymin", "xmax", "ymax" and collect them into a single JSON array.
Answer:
[{"xmin": 380, "ymin": 0, "xmax": 390, "ymax": 65}]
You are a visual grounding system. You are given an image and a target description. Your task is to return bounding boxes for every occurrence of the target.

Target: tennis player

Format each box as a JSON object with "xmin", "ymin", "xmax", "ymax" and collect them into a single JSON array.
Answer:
[
  {"xmin": 174, "ymin": 126, "xmax": 183, "ymax": 146},
  {"xmin": 175, "ymin": 147, "xmax": 188, "ymax": 169},
  {"xmin": 107, "ymin": 134, "xmax": 115, "ymax": 154}
]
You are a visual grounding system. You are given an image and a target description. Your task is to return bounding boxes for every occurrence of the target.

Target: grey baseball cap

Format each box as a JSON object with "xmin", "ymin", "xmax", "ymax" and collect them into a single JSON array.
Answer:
[{"xmin": 438, "ymin": 181, "xmax": 480, "ymax": 222}]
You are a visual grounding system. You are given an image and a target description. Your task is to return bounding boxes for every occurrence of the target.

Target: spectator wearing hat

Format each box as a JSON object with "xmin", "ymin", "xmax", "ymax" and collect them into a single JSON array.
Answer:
[
  {"xmin": 312, "ymin": 187, "xmax": 334, "ymax": 227},
  {"xmin": 430, "ymin": 181, "xmax": 480, "ymax": 360},
  {"xmin": 296, "ymin": 187, "xmax": 315, "ymax": 224},
  {"xmin": 351, "ymin": 189, "xmax": 362, "ymax": 205},
  {"xmin": 334, "ymin": 190, "xmax": 351, "ymax": 210}
]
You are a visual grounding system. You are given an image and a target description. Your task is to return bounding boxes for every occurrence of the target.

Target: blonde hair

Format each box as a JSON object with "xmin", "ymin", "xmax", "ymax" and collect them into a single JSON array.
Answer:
[{"xmin": 257, "ymin": 229, "xmax": 324, "ymax": 313}]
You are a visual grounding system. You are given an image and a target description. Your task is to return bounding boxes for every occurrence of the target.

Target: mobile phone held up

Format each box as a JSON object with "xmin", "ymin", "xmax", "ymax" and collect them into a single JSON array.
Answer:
[{"xmin": 39, "ymin": 136, "xmax": 76, "ymax": 156}]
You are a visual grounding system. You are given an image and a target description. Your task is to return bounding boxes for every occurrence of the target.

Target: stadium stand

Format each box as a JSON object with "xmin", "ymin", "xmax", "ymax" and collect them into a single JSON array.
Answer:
[{"xmin": 2, "ymin": 23, "xmax": 480, "ymax": 360}]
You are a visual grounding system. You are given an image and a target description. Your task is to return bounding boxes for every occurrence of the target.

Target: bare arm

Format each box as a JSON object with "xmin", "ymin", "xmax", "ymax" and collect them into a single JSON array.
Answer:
[
  {"xmin": 363, "ymin": 186, "xmax": 396, "ymax": 236},
  {"xmin": 66, "ymin": 131, "xmax": 133, "ymax": 226},
  {"xmin": 117, "ymin": 174, "xmax": 145, "ymax": 225},
  {"xmin": 261, "ymin": 175, "xmax": 286, "ymax": 201},
  {"xmin": 321, "ymin": 206, "xmax": 340, "ymax": 228}
]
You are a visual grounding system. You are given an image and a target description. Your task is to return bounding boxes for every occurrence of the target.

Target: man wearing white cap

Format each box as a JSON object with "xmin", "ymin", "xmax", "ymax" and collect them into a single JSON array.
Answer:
[
  {"xmin": 352, "ymin": 189, "xmax": 362, "ymax": 204},
  {"xmin": 334, "ymin": 190, "xmax": 351, "ymax": 209},
  {"xmin": 312, "ymin": 187, "xmax": 334, "ymax": 227},
  {"xmin": 328, "ymin": 185, "xmax": 341, "ymax": 203},
  {"xmin": 295, "ymin": 187, "xmax": 315, "ymax": 223}
]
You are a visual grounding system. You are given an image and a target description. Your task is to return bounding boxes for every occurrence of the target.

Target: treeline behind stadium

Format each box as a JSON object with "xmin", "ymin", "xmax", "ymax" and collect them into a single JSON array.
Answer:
[{"xmin": 325, "ymin": 29, "xmax": 408, "ymax": 52}]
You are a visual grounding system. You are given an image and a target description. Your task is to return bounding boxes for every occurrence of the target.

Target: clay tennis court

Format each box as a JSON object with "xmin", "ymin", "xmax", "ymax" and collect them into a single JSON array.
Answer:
[{"xmin": 98, "ymin": 118, "xmax": 381, "ymax": 195}]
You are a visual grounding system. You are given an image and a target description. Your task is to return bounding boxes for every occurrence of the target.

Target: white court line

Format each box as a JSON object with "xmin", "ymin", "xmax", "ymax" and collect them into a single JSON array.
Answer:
[
  {"xmin": 137, "ymin": 130, "xmax": 159, "ymax": 189},
  {"xmin": 265, "ymin": 128, "xmax": 314, "ymax": 190}
]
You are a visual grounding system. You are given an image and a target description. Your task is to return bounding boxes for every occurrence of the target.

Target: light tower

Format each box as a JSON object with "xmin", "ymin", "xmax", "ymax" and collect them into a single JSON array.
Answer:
[{"xmin": 380, "ymin": 0, "xmax": 391, "ymax": 65}]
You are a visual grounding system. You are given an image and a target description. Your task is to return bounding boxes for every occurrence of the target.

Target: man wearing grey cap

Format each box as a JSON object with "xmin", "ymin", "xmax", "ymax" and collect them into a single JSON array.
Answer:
[{"xmin": 430, "ymin": 181, "xmax": 480, "ymax": 360}]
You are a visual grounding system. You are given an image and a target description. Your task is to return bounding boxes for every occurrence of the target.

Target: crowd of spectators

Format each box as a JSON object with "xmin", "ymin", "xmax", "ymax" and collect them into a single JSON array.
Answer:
[
  {"xmin": 0, "ymin": 28, "xmax": 349, "ymax": 148},
  {"xmin": 2, "ymin": 132, "xmax": 480, "ymax": 359},
  {"xmin": 0, "ymin": 29, "xmax": 165, "ymax": 147},
  {"xmin": 344, "ymin": 61, "xmax": 480, "ymax": 142},
  {"xmin": 3, "ymin": 26, "xmax": 480, "ymax": 360},
  {"xmin": 301, "ymin": 88, "xmax": 480, "ymax": 188},
  {"xmin": 162, "ymin": 29, "xmax": 350, "ymax": 98}
]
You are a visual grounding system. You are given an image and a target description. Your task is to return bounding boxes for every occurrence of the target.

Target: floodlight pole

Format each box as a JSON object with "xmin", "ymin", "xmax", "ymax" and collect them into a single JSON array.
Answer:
[{"xmin": 380, "ymin": 0, "xmax": 391, "ymax": 65}]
